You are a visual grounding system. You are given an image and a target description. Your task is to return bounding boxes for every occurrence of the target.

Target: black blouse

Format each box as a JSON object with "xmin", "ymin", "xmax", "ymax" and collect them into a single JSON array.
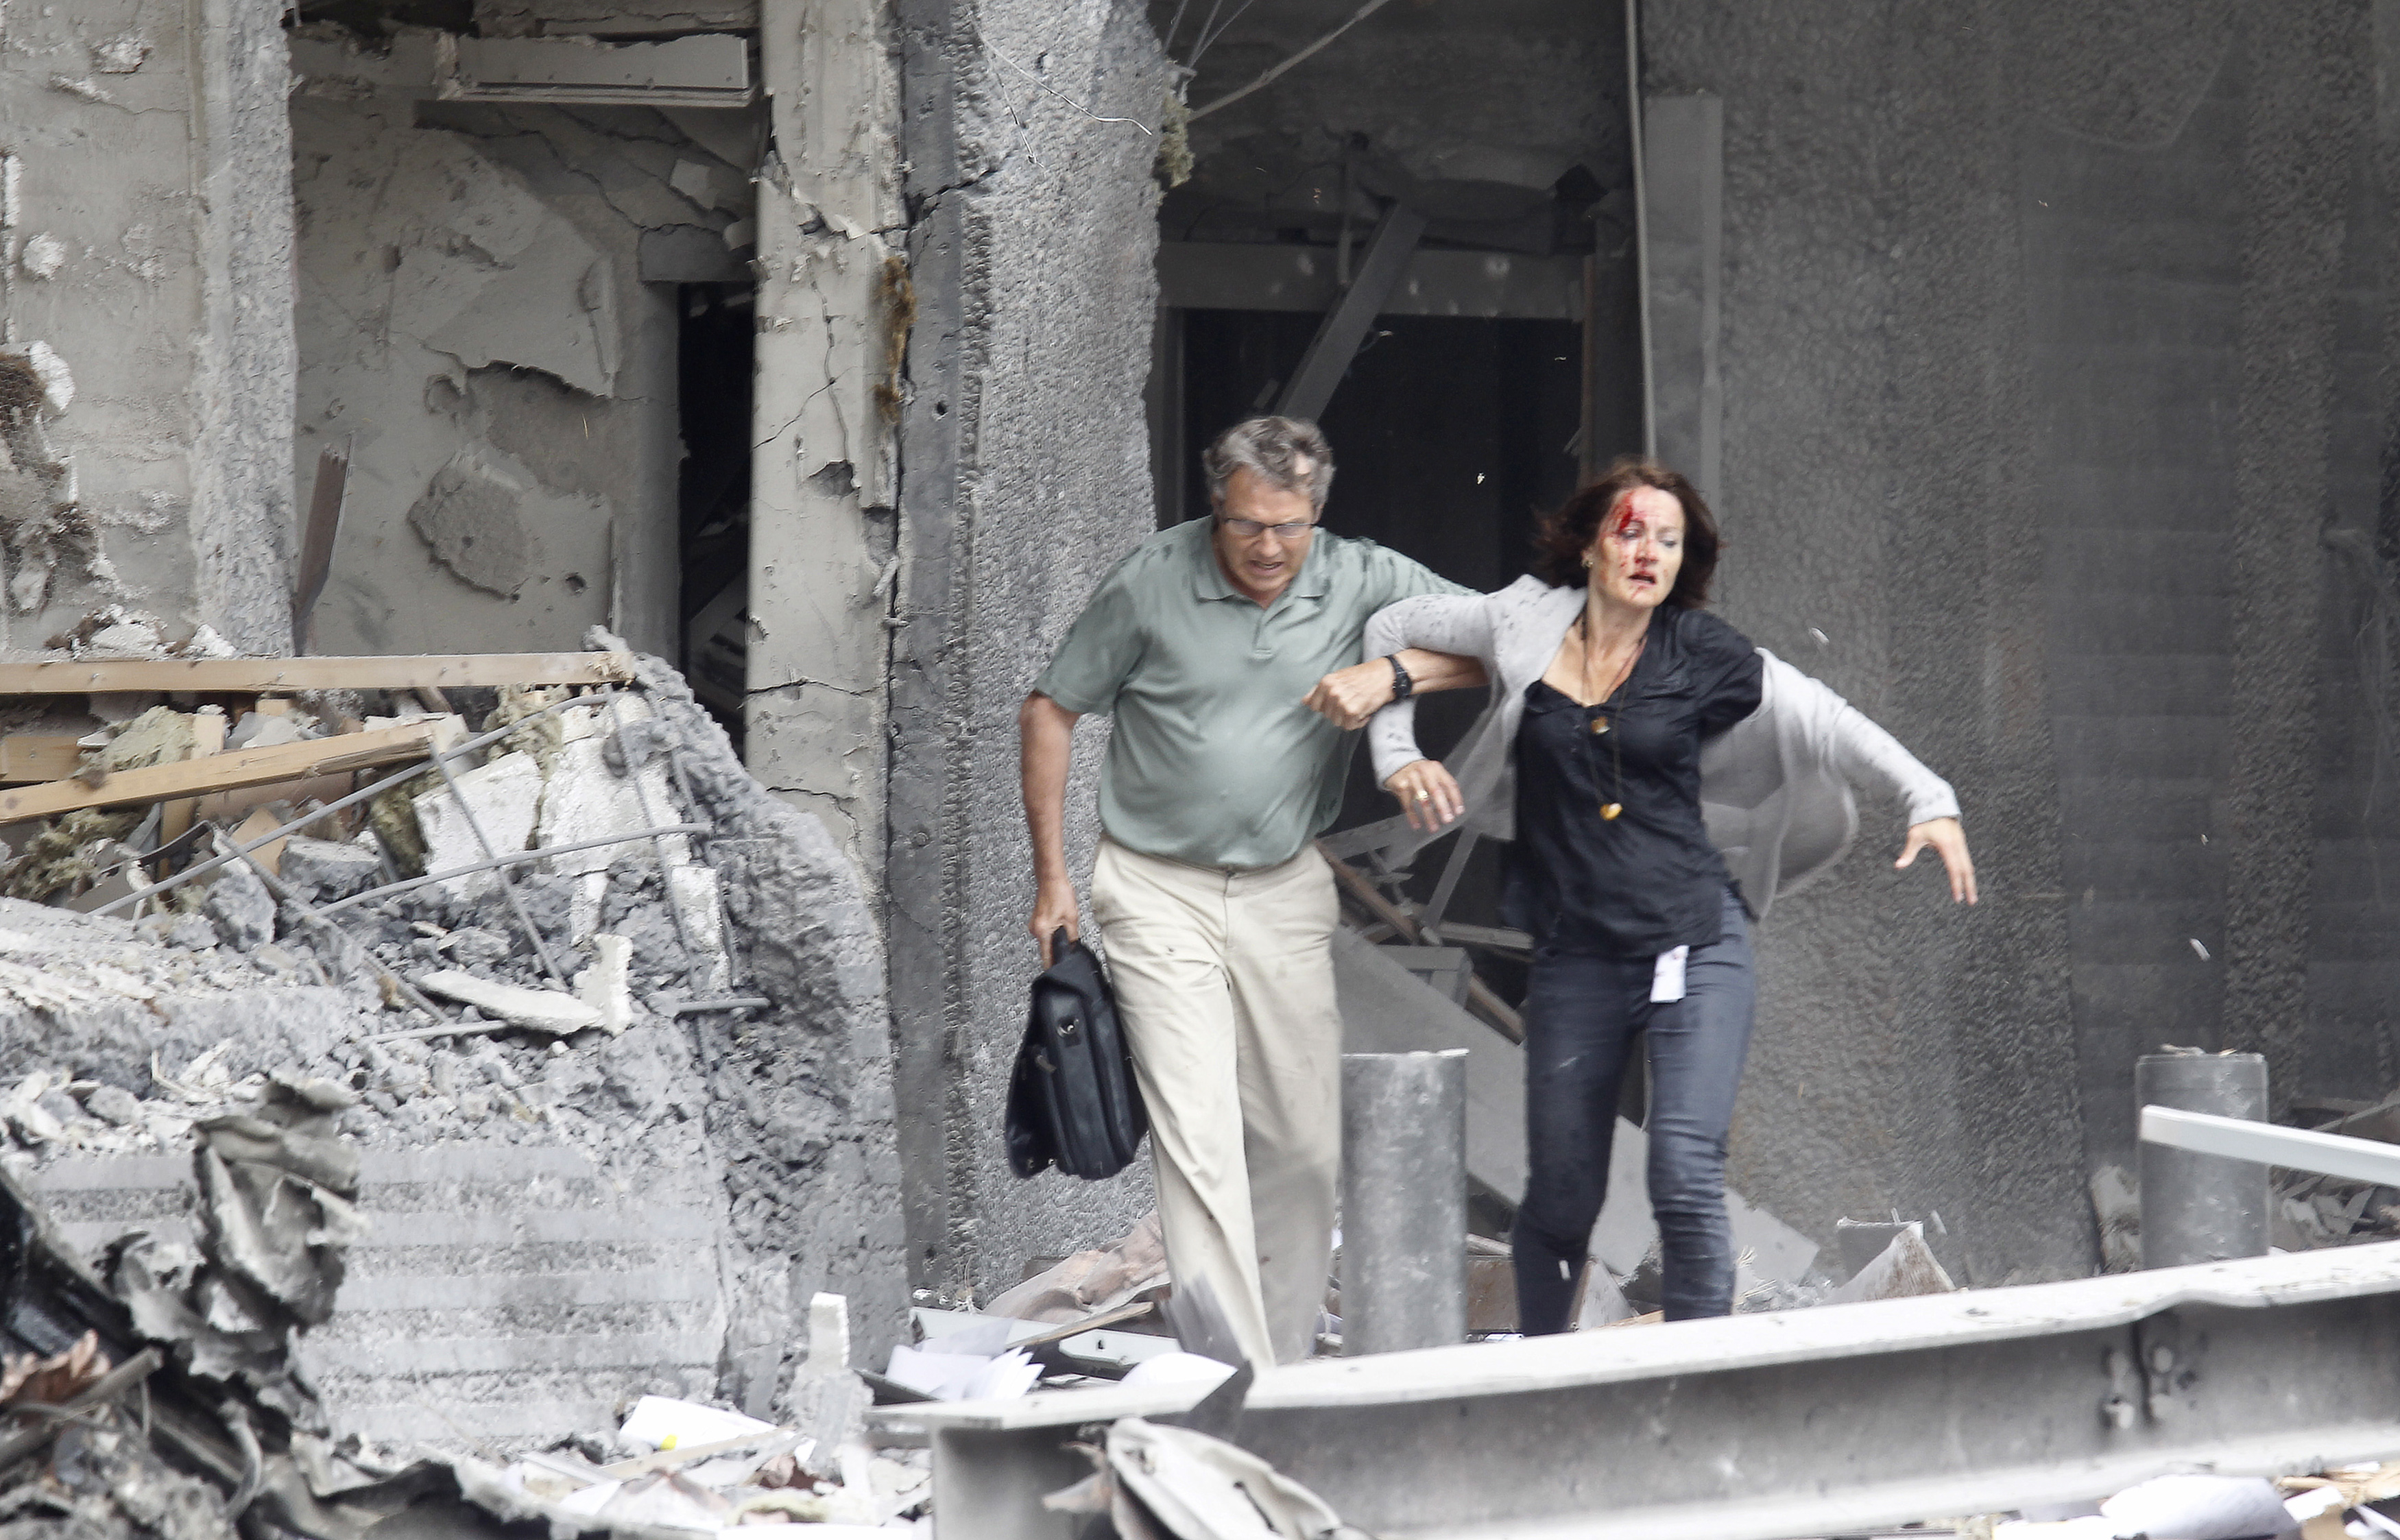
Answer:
[{"xmin": 1512, "ymin": 606, "xmax": 1764, "ymax": 957}]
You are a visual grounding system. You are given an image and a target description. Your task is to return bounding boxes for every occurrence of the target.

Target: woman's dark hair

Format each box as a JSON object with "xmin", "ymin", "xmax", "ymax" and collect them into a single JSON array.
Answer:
[{"xmin": 1530, "ymin": 457, "xmax": 1720, "ymax": 607}]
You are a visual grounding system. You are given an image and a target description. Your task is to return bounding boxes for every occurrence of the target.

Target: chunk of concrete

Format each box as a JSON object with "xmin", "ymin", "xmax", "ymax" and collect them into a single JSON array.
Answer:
[
  {"xmin": 418, "ymin": 970, "xmax": 601, "ymax": 1035},
  {"xmin": 280, "ymin": 835, "xmax": 383, "ymax": 904},
  {"xmin": 203, "ymin": 856, "xmax": 276, "ymax": 952},
  {"xmin": 575, "ymin": 933, "xmax": 633, "ymax": 1035},
  {"xmin": 666, "ymin": 863, "xmax": 729, "ymax": 989},
  {"xmin": 1824, "ymin": 1226, "xmax": 1956, "ymax": 1305},
  {"xmin": 538, "ymin": 700, "xmax": 688, "ymax": 878},
  {"xmin": 414, "ymin": 749, "xmax": 542, "ymax": 900}
]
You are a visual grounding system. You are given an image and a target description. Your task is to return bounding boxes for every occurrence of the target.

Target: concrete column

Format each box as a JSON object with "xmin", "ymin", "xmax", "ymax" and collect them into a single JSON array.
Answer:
[
  {"xmin": 2137, "ymin": 1052, "xmax": 2269, "ymax": 1268},
  {"xmin": 747, "ymin": 0, "xmax": 902, "ymax": 871},
  {"xmin": 1641, "ymin": 95, "xmax": 1721, "ymax": 507},
  {"xmin": 1342, "ymin": 1050, "xmax": 1467, "ymax": 1356},
  {"xmin": 0, "ymin": 0, "xmax": 293, "ymax": 652}
]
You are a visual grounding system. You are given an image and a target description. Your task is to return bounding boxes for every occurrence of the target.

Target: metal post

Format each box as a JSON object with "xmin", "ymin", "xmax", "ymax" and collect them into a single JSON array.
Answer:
[
  {"xmin": 2138, "ymin": 1052, "xmax": 2268, "ymax": 1268},
  {"xmin": 1341, "ymin": 1050, "xmax": 1466, "ymax": 1355}
]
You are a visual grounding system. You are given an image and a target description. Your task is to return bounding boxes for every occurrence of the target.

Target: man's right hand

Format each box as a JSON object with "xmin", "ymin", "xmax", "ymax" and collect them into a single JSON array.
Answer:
[{"xmin": 1030, "ymin": 880, "xmax": 1081, "ymax": 966}]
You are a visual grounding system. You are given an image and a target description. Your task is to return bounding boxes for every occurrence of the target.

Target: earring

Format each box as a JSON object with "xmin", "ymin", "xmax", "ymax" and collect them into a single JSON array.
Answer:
[{"xmin": 1581, "ymin": 553, "xmax": 1594, "ymax": 569}]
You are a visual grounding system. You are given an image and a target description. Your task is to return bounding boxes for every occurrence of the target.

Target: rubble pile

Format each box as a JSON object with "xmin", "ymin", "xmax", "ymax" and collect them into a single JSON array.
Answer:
[
  {"xmin": 3, "ymin": 1089, "xmax": 927, "ymax": 1540},
  {"xmin": 0, "ymin": 636, "xmax": 754, "ymax": 1177},
  {"xmin": 0, "ymin": 628, "xmax": 909, "ymax": 1455}
]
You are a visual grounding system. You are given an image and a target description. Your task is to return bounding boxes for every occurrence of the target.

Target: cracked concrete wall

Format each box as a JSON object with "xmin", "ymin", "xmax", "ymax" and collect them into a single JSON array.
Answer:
[
  {"xmin": 743, "ymin": 0, "xmax": 903, "ymax": 874},
  {"xmin": 1643, "ymin": 0, "xmax": 2389, "ymax": 1282},
  {"xmin": 0, "ymin": 0, "xmax": 293, "ymax": 651},
  {"xmin": 891, "ymin": 0, "xmax": 1172, "ymax": 1300},
  {"xmin": 291, "ymin": 37, "xmax": 721, "ymax": 660}
]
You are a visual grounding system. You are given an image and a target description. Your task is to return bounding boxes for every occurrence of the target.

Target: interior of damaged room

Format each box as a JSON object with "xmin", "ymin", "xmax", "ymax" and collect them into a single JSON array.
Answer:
[{"xmin": 4, "ymin": 0, "xmax": 2400, "ymax": 1538}]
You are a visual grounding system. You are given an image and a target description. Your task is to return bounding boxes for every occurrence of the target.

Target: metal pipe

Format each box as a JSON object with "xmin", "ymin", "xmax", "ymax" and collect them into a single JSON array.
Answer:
[
  {"xmin": 313, "ymin": 823, "xmax": 712, "ymax": 915},
  {"xmin": 2137, "ymin": 1051, "xmax": 2268, "ymax": 1268},
  {"xmin": 1340, "ymin": 1049, "xmax": 1466, "ymax": 1356},
  {"xmin": 93, "ymin": 686, "xmax": 621, "ymax": 917}
]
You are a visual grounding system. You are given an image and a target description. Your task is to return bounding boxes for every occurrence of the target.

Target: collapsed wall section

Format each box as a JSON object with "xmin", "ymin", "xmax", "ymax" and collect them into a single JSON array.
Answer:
[
  {"xmin": 890, "ymin": 0, "xmax": 1175, "ymax": 1301},
  {"xmin": 0, "ymin": 651, "xmax": 904, "ymax": 1445}
]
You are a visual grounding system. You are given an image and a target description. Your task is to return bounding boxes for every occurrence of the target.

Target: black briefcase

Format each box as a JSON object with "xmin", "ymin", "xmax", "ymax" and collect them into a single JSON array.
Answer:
[{"xmin": 1006, "ymin": 930, "xmax": 1147, "ymax": 1180}]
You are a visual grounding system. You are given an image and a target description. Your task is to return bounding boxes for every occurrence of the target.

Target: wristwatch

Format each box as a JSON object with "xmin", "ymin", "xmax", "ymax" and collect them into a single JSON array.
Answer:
[{"xmin": 1386, "ymin": 654, "xmax": 1415, "ymax": 701}]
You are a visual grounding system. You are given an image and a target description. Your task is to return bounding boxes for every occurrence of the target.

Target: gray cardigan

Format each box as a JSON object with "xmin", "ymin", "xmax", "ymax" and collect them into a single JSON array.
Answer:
[{"xmin": 1358, "ymin": 576, "xmax": 1961, "ymax": 920}]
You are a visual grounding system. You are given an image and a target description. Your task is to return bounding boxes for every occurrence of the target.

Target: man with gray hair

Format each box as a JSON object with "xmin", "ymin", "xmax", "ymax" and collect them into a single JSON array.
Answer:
[{"xmin": 1020, "ymin": 416, "xmax": 1479, "ymax": 1365}]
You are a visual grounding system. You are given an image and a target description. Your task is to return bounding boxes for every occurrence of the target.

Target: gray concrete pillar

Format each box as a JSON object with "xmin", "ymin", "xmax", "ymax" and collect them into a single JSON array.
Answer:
[
  {"xmin": 1341, "ymin": 1050, "xmax": 1467, "ymax": 1356},
  {"xmin": 1641, "ymin": 94, "xmax": 1722, "ymax": 507},
  {"xmin": 2137, "ymin": 1052, "xmax": 2269, "ymax": 1268}
]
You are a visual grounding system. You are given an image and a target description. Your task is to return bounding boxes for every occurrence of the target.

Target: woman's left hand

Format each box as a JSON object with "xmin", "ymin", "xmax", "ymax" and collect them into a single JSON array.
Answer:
[{"xmin": 1895, "ymin": 816, "xmax": 1977, "ymax": 904}]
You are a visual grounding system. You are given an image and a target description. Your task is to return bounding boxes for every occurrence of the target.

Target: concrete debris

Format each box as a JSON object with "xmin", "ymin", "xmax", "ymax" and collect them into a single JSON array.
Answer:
[
  {"xmin": 572, "ymin": 931, "xmax": 634, "ymax": 1035},
  {"xmin": 986, "ymin": 1210, "xmax": 1171, "ymax": 1324},
  {"xmin": 1045, "ymin": 1417, "xmax": 1344, "ymax": 1540},
  {"xmin": 2089, "ymin": 1165, "xmax": 2141, "ymax": 1273},
  {"xmin": 1825, "ymin": 1225, "xmax": 1958, "ymax": 1305},
  {"xmin": 418, "ymin": 969, "xmax": 602, "ymax": 1035},
  {"xmin": 786, "ymin": 1291, "xmax": 868, "ymax": 1476}
]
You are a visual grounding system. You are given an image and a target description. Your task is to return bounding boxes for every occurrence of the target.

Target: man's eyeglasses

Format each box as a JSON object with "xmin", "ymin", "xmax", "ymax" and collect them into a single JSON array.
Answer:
[{"xmin": 1218, "ymin": 516, "xmax": 1318, "ymax": 542}]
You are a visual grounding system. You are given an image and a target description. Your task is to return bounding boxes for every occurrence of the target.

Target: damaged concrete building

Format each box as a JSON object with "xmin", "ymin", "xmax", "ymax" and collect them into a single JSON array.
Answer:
[{"xmin": 5, "ymin": 0, "xmax": 2400, "ymax": 1462}]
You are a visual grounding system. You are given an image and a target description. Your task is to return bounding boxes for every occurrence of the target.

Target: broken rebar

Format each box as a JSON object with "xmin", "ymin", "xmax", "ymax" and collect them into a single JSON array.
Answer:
[
  {"xmin": 213, "ymin": 831, "xmax": 455, "ymax": 1026},
  {"xmin": 312, "ymin": 823, "xmax": 712, "ymax": 916},
  {"xmin": 92, "ymin": 687, "xmax": 623, "ymax": 917},
  {"xmin": 424, "ymin": 746, "xmax": 570, "ymax": 987}
]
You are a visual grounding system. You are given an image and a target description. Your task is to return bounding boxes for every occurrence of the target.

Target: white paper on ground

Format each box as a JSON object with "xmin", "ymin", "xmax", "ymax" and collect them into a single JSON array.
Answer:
[
  {"xmin": 1649, "ymin": 946, "xmax": 1688, "ymax": 1002},
  {"xmin": 553, "ymin": 1481, "xmax": 622, "ymax": 1515},
  {"xmin": 617, "ymin": 1393, "xmax": 778, "ymax": 1452},
  {"xmin": 885, "ymin": 1343, "xmax": 1040, "ymax": 1401}
]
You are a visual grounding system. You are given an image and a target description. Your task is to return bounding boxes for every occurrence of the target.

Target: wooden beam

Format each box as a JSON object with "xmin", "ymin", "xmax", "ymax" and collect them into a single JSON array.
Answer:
[
  {"xmin": 0, "ymin": 735, "xmax": 82, "ymax": 783},
  {"xmin": 0, "ymin": 652, "xmax": 634, "ymax": 696},
  {"xmin": 0, "ymin": 722, "xmax": 440, "ymax": 821}
]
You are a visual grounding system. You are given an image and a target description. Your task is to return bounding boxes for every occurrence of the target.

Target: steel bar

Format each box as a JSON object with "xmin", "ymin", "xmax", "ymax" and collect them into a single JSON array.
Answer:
[
  {"xmin": 668, "ymin": 997, "xmax": 770, "ymax": 1015},
  {"xmin": 425, "ymin": 747, "xmax": 570, "ymax": 985},
  {"xmin": 2137, "ymin": 1052, "xmax": 2268, "ymax": 1267},
  {"xmin": 1274, "ymin": 202, "xmax": 1428, "ymax": 423},
  {"xmin": 603, "ymin": 697, "xmax": 704, "ymax": 961},
  {"xmin": 2141, "ymin": 1104, "xmax": 2400, "ymax": 1187},
  {"xmin": 313, "ymin": 823, "xmax": 712, "ymax": 915},
  {"xmin": 882, "ymin": 1240, "xmax": 2400, "ymax": 1540},
  {"xmin": 93, "ymin": 687, "xmax": 621, "ymax": 916},
  {"xmin": 213, "ymin": 832, "xmax": 454, "ymax": 1026},
  {"xmin": 1341, "ymin": 1051, "xmax": 1466, "ymax": 1356}
]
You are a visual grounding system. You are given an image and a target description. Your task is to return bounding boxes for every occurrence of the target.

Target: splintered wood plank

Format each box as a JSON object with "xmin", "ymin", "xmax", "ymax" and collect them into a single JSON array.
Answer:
[
  {"xmin": 0, "ymin": 722, "xmax": 440, "ymax": 821},
  {"xmin": 0, "ymin": 652, "xmax": 634, "ymax": 696},
  {"xmin": 0, "ymin": 735, "xmax": 83, "ymax": 783}
]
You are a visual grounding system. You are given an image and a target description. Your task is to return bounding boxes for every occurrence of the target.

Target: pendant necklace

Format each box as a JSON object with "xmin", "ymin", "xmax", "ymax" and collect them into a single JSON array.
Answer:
[{"xmin": 1575, "ymin": 615, "xmax": 1642, "ymax": 822}]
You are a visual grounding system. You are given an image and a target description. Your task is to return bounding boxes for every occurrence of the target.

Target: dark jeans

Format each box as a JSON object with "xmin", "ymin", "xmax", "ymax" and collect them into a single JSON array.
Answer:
[{"xmin": 1511, "ymin": 887, "xmax": 1757, "ymax": 1332}]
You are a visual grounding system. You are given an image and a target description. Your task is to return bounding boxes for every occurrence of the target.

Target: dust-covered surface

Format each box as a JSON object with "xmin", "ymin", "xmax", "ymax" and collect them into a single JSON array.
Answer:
[
  {"xmin": 890, "ymin": 0, "xmax": 1173, "ymax": 1308},
  {"xmin": 0, "ymin": 646, "xmax": 905, "ymax": 1445},
  {"xmin": 1640, "ymin": 0, "xmax": 2397, "ymax": 1285}
]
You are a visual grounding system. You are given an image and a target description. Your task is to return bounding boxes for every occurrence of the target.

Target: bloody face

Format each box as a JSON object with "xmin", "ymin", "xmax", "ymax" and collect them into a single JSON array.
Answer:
[{"xmin": 1583, "ymin": 485, "xmax": 1685, "ymax": 610}]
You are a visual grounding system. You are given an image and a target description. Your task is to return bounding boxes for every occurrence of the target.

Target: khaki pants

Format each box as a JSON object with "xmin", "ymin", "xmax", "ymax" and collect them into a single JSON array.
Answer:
[{"xmin": 1090, "ymin": 837, "xmax": 1341, "ymax": 1366}]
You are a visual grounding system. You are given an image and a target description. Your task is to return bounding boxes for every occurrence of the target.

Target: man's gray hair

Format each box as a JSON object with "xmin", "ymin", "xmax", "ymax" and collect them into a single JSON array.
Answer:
[{"xmin": 1202, "ymin": 416, "xmax": 1336, "ymax": 512}]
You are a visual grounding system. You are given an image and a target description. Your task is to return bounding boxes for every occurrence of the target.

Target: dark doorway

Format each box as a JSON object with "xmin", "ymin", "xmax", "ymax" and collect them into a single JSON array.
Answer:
[{"xmin": 677, "ymin": 284, "xmax": 754, "ymax": 743}]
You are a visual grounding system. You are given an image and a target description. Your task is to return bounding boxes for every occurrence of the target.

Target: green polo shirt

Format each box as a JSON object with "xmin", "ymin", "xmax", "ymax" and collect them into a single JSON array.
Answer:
[{"xmin": 1034, "ymin": 516, "xmax": 1467, "ymax": 870}]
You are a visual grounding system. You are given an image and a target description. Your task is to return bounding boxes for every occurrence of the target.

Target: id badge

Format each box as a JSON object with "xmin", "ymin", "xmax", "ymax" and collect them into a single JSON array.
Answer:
[{"xmin": 1650, "ymin": 946, "xmax": 1689, "ymax": 1003}]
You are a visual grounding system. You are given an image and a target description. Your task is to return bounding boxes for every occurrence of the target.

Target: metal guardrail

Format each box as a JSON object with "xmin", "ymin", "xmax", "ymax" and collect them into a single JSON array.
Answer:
[{"xmin": 880, "ymin": 1240, "xmax": 2400, "ymax": 1540}]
